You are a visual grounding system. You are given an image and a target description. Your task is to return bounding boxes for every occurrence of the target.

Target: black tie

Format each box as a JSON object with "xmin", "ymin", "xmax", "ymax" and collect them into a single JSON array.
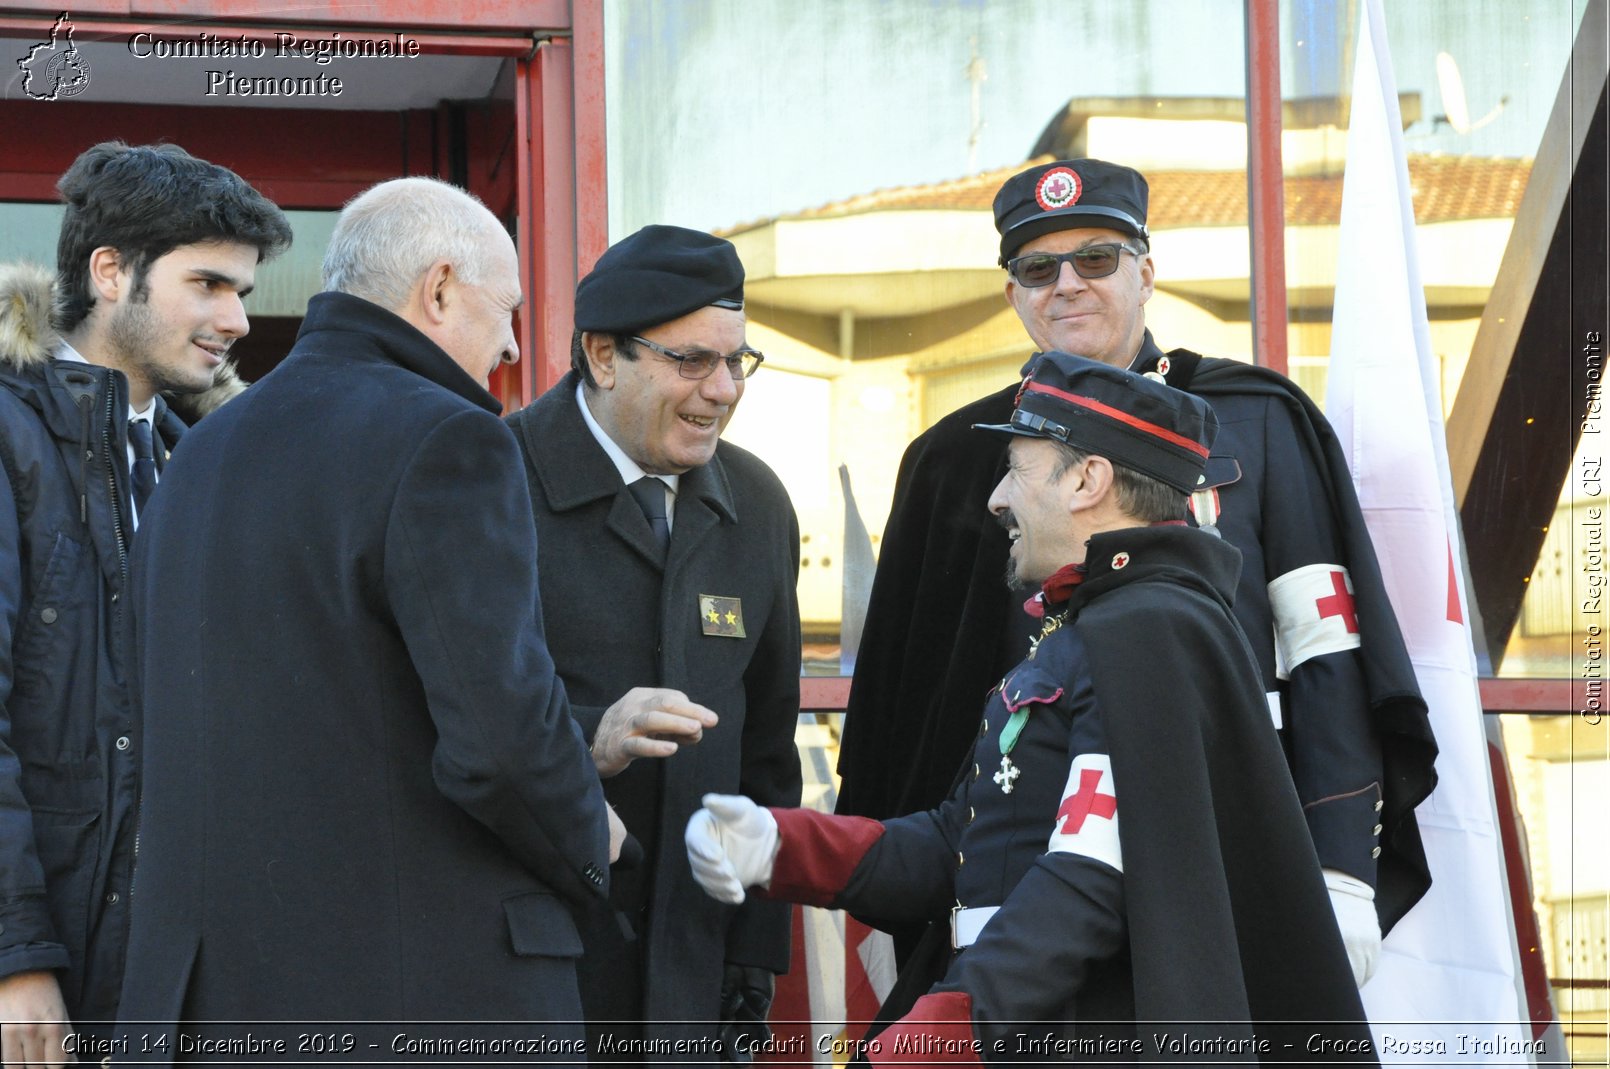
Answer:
[
  {"xmin": 128, "ymin": 418, "xmax": 157, "ymax": 517},
  {"xmin": 628, "ymin": 476, "xmax": 671, "ymax": 556}
]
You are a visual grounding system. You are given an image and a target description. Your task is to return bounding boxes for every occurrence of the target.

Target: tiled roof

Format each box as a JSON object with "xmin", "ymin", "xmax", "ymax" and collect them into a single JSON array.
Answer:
[{"xmin": 733, "ymin": 154, "xmax": 1532, "ymax": 233}]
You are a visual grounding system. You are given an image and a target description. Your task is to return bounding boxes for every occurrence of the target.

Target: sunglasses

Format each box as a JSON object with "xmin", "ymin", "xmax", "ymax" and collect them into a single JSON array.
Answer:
[
  {"xmin": 1005, "ymin": 243, "xmax": 1141, "ymax": 288},
  {"xmin": 630, "ymin": 336, "xmax": 765, "ymax": 381}
]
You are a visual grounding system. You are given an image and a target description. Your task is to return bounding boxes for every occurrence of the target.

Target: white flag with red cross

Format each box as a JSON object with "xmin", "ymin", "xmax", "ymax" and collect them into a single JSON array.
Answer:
[{"xmin": 1325, "ymin": 0, "xmax": 1545, "ymax": 1058}]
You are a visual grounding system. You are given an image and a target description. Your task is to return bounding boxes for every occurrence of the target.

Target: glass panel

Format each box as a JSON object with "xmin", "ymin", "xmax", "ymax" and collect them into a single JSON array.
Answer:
[
  {"xmin": 0, "ymin": 203, "xmax": 336, "ymax": 319},
  {"xmin": 607, "ymin": 3, "xmax": 1606, "ymax": 1058},
  {"xmin": 604, "ymin": 0, "xmax": 1259, "ymax": 663}
]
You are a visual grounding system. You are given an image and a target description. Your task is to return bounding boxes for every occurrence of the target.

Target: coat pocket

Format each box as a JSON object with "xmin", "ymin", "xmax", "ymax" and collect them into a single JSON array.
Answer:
[
  {"xmin": 502, "ymin": 891, "xmax": 584, "ymax": 958},
  {"xmin": 11, "ymin": 529, "xmax": 91, "ymax": 703}
]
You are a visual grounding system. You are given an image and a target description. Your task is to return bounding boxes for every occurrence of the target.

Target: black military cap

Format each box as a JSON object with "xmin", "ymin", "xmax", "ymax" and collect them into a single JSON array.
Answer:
[
  {"xmin": 575, "ymin": 224, "xmax": 744, "ymax": 334},
  {"xmin": 993, "ymin": 158, "xmax": 1150, "ymax": 265},
  {"xmin": 974, "ymin": 351, "xmax": 1216, "ymax": 494}
]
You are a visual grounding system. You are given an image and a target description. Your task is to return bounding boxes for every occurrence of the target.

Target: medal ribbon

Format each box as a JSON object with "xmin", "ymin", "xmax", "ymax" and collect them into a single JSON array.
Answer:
[{"xmin": 999, "ymin": 707, "xmax": 1029, "ymax": 757}]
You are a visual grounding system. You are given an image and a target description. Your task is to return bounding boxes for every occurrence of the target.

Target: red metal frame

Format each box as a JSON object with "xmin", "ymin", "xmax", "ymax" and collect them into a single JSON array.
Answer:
[
  {"xmin": 0, "ymin": 101, "xmax": 457, "ymax": 207},
  {"xmin": 570, "ymin": 0, "xmax": 609, "ymax": 278},
  {"xmin": 802, "ymin": 676, "xmax": 1581, "ymax": 715},
  {"xmin": 1, "ymin": 2, "xmax": 604, "ymax": 410},
  {"xmin": 511, "ymin": 40, "xmax": 580, "ymax": 408},
  {"xmin": 128, "ymin": 0, "xmax": 571, "ymax": 30},
  {"xmin": 0, "ymin": 1, "xmax": 569, "ymax": 33},
  {"xmin": 800, "ymin": 676, "xmax": 852, "ymax": 713},
  {"xmin": 1243, "ymin": 0, "xmax": 1290, "ymax": 375},
  {"xmin": 1475, "ymin": 677, "xmax": 1582, "ymax": 713},
  {"xmin": 513, "ymin": 55, "xmax": 539, "ymax": 406},
  {"xmin": 505, "ymin": 5, "xmax": 608, "ymax": 409},
  {"xmin": 0, "ymin": 14, "xmax": 535, "ymax": 53}
]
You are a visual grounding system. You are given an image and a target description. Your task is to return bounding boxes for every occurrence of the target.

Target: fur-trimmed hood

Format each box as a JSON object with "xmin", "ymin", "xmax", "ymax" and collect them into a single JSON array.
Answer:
[{"xmin": 0, "ymin": 261, "xmax": 248, "ymax": 417}]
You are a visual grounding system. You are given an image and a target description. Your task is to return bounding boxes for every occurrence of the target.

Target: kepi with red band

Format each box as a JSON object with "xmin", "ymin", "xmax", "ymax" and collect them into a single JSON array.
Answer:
[{"xmin": 974, "ymin": 350, "xmax": 1217, "ymax": 495}]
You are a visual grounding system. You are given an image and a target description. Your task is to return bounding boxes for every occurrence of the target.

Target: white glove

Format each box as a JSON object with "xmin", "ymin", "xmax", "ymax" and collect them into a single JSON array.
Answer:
[
  {"xmin": 1324, "ymin": 869, "xmax": 1382, "ymax": 988},
  {"xmin": 685, "ymin": 793, "xmax": 779, "ymax": 905}
]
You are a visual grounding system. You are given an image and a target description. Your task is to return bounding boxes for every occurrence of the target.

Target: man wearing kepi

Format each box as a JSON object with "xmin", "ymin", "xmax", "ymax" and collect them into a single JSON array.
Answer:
[
  {"xmin": 505, "ymin": 225, "xmax": 801, "ymax": 1062},
  {"xmin": 687, "ymin": 352, "xmax": 1375, "ymax": 1063},
  {"xmin": 835, "ymin": 159, "xmax": 1437, "ymax": 983},
  {"xmin": 117, "ymin": 177, "xmax": 632, "ymax": 1057}
]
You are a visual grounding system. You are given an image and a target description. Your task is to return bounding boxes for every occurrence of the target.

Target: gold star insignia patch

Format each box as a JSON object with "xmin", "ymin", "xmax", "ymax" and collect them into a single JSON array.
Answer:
[{"xmin": 699, "ymin": 595, "xmax": 745, "ymax": 638}]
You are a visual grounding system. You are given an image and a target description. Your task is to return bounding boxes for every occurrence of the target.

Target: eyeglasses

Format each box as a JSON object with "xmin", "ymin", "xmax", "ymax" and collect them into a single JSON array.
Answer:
[
  {"xmin": 629, "ymin": 336, "xmax": 764, "ymax": 380},
  {"xmin": 1005, "ymin": 244, "xmax": 1141, "ymax": 288}
]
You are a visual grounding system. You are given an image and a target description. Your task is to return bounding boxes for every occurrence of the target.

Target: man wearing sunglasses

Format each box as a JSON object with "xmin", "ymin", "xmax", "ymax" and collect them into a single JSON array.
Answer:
[
  {"xmin": 837, "ymin": 159, "xmax": 1437, "ymax": 997},
  {"xmin": 506, "ymin": 225, "xmax": 802, "ymax": 1065}
]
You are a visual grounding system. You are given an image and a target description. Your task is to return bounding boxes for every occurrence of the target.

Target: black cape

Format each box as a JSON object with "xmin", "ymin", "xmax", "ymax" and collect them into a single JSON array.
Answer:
[
  {"xmin": 1072, "ymin": 527, "xmax": 1374, "ymax": 1055},
  {"xmin": 833, "ymin": 527, "xmax": 1375, "ymax": 1062},
  {"xmin": 837, "ymin": 342, "xmax": 1436, "ymax": 930},
  {"xmin": 1150, "ymin": 350, "xmax": 1438, "ymax": 926}
]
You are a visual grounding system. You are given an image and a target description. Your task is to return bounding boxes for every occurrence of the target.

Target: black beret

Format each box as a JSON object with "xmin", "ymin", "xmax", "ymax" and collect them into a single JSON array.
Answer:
[
  {"xmin": 974, "ymin": 351, "xmax": 1216, "ymax": 494},
  {"xmin": 993, "ymin": 158, "xmax": 1150, "ymax": 265},
  {"xmin": 575, "ymin": 224, "xmax": 744, "ymax": 334}
]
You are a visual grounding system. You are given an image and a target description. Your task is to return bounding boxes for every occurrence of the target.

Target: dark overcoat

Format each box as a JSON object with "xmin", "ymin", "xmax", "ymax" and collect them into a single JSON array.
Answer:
[
  {"xmin": 116, "ymin": 294, "xmax": 610, "ymax": 1054},
  {"xmin": 506, "ymin": 373, "xmax": 802, "ymax": 1051}
]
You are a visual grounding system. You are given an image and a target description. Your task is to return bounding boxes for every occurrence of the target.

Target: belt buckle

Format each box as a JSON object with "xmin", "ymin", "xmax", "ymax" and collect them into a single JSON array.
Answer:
[{"xmin": 949, "ymin": 904, "xmax": 999, "ymax": 949}]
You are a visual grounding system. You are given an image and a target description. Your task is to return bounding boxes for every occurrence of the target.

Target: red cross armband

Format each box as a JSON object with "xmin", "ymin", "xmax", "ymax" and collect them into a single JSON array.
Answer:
[
  {"xmin": 1046, "ymin": 753, "xmax": 1122, "ymax": 873},
  {"xmin": 1267, "ymin": 563, "xmax": 1362, "ymax": 674}
]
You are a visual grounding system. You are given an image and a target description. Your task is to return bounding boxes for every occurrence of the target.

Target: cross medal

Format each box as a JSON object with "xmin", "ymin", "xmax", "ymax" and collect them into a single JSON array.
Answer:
[
  {"xmin": 993, "ymin": 755, "xmax": 1021, "ymax": 794},
  {"xmin": 994, "ymin": 679, "xmax": 1039, "ymax": 795}
]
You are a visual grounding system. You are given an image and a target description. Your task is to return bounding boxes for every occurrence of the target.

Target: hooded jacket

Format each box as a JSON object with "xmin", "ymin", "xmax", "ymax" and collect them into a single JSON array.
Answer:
[{"xmin": 0, "ymin": 263, "xmax": 241, "ymax": 1024}]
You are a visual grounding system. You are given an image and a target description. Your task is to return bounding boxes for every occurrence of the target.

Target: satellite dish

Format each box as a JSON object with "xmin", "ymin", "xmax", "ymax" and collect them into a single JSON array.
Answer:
[
  {"xmin": 1436, "ymin": 51, "xmax": 1472, "ymax": 134},
  {"xmin": 1435, "ymin": 51, "xmax": 1507, "ymax": 133}
]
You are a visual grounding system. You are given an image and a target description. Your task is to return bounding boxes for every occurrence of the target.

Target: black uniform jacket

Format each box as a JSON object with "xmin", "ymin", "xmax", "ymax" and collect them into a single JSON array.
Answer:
[
  {"xmin": 506, "ymin": 373, "xmax": 802, "ymax": 1047},
  {"xmin": 769, "ymin": 526, "xmax": 1375, "ymax": 1063},
  {"xmin": 115, "ymin": 294, "xmax": 610, "ymax": 1053},
  {"xmin": 837, "ymin": 333, "xmax": 1435, "ymax": 930}
]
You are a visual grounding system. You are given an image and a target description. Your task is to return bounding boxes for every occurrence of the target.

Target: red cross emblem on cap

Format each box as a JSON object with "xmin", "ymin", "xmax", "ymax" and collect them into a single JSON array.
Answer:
[
  {"xmin": 1315, "ymin": 569, "xmax": 1358, "ymax": 633},
  {"xmin": 1056, "ymin": 768, "xmax": 1117, "ymax": 833},
  {"xmin": 1035, "ymin": 167, "xmax": 1082, "ymax": 211},
  {"xmin": 1111, "ymin": 552, "xmax": 1130, "ymax": 570}
]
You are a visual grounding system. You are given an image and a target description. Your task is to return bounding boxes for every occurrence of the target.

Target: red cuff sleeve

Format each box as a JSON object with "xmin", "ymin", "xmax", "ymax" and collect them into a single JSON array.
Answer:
[
  {"xmin": 762, "ymin": 807, "xmax": 885, "ymax": 907},
  {"xmin": 864, "ymin": 991, "xmax": 982, "ymax": 1068}
]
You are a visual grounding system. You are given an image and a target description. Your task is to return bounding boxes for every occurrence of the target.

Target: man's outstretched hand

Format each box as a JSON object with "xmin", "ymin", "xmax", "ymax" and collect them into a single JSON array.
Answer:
[{"xmin": 592, "ymin": 687, "xmax": 718, "ymax": 777}]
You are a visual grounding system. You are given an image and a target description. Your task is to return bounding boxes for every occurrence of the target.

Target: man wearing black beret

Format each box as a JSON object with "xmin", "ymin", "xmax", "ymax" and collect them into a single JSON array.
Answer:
[
  {"xmin": 505, "ymin": 224, "xmax": 802, "ymax": 1063},
  {"xmin": 835, "ymin": 158, "xmax": 1439, "ymax": 992},
  {"xmin": 686, "ymin": 352, "xmax": 1376, "ymax": 1062}
]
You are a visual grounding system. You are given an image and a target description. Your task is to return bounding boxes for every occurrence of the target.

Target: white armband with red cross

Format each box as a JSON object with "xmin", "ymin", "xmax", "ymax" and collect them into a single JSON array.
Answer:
[
  {"xmin": 1046, "ymin": 753, "xmax": 1122, "ymax": 873},
  {"xmin": 1268, "ymin": 563, "xmax": 1362, "ymax": 674}
]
